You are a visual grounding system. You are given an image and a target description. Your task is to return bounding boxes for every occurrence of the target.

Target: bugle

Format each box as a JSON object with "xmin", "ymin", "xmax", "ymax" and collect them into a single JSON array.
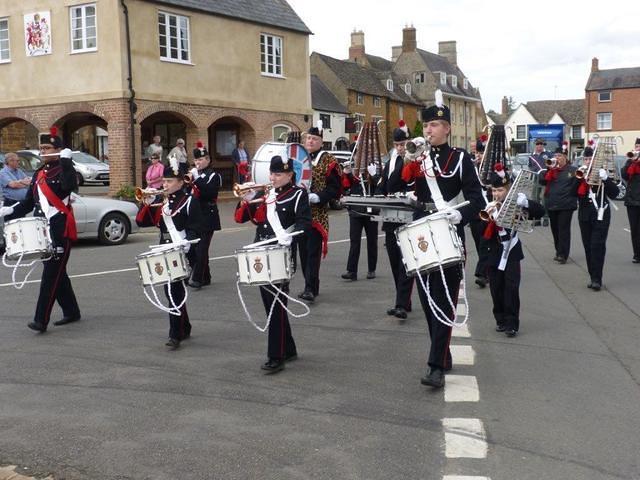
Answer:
[
  {"xmin": 545, "ymin": 157, "xmax": 557, "ymax": 168},
  {"xmin": 479, "ymin": 201, "xmax": 501, "ymax": 222},
  {"xmin": 233, "ymin": 182, "xmax": 272, "ymax": 198},
  {"xmin": 135, "ymin": 187, "xmax": 167, "ymax": 205},
  {"xmin": 575, "ymin": 165, "xmax": 588, "ymax": 179}
]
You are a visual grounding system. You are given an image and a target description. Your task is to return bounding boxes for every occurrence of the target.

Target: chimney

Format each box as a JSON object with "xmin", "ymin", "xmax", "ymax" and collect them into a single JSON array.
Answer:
[
  {"xmin": 402, "ymin": 26, "xmax": 416, "ymax": 53},
  {"xmin": 438, "ymin": 40, "xmax": 457, "ymax": 66},
  {"xmin": 349, "ymin": 30, "xmax": 365, "ymax": 64},
  {"xmin": 391, "ymin": 45, "xmax": 402, "ymax": 62},
  {"xmin": 591, "ymin": 57, "xmax": 599, "ymax": 73},
  {"xmin": 501, "ymin": 96, "xmax": 509, "ymax": 115}
]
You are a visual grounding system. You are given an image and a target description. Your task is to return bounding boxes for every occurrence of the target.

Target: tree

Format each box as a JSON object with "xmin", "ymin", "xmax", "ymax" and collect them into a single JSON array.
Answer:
[{"xmin": 413, "ymin": 120, "xmax": 423, "ymax": 138}]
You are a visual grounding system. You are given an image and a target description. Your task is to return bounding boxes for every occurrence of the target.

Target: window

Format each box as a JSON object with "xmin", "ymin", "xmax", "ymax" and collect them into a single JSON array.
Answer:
[
  {"xmin": 356, "ymin": 92, "xmax": 364, "ymax": 105},
  {"xmin": 0, "ymin": 18, "xmax": 9, "ymax": 62},
  {"xmin": 404, "ymin": 83, "xmax": 411, "ymax": 95},
  {"xmin": 70, "ymin": 4, "xmax": 97, "ymax": 53},
  {"xmin": 516, "ymin": 125, "xmax": 527, "ymax": 139},
  {"xmin": 272, "ymin": 124, "xmax": 291, "ymax": 142},
  {"xmin": 598, "ymin": 91, "xmax": 611, "ymax": 102},
  {"xmin": 371, "ymin": 115, "xmax": 383, "ymax": 125},
  {"xmin": 596, "ymin": 112, "xmax": 612, "ymax": 130},
  {"xmin": 415, "ymin": 72, "xmax": 425, "ymax": 84},
  {"xmin": 373, "ymin": 96, "xmax": 381, "ymax": 108},
  {"xmin": 463, "ymin": 78, "xmax": 468, "ymax": 89},
  {"xmin": 440, "ymin": 72, "xmax": 446, "ymax": 85},
  {"xmin": 158, "ymin": 11, "xmax": 190, "ymax": 63},
  {"xmin": 451, "ymin": 106, "xmax": 455, "ymax": 124},
  {"xmin": 451, "ymin": 75, "xmax": 457, "ymax": 87},
  {"xmin": 571, "ymin": 125, "xmax": 582, "ymax": 139},
  {"xmin": 319, "ymin": 113, "xmax": 331, "ymax": 130},
  {"xmin": 260, "ymin": 33, "xmax": 283, "ymax": 76},
  {"xmin": 386, "ymin": 79, "xmax": 393, "ymax": 91}
]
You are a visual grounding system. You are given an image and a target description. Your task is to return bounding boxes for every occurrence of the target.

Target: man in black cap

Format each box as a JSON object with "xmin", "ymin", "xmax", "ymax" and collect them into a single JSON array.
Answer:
[
  {"xmin": 297, "ymin": 121, "xmax": 341, "ymax": 302},
  {"xmin": 0, "ymin": 127, "xmax": 81, "ymax": 332},
  {"xmin": 401, "ymin": 90, "xmax": 485, "ymax": 388},
  {"xmin": 482, "ymin": 164, "xmax": 545, "ymax": 336},
  {"xmin": 538, "ymin": 147, "xmax": 579, "ymax": 264},
  {"xmin": 376, "ymin": 120, "xmax": 414, "ymax": 319},
  {"xmin": 234, "ymin": 155, "xmax": 311, "ymax": 373},
  {"xmin": 621, "ymin": 138, "xmax": 640, "ymax": 263},
  {"xmin": 529, "ymin": 138, "xmax": 551, "ymax": 173}
]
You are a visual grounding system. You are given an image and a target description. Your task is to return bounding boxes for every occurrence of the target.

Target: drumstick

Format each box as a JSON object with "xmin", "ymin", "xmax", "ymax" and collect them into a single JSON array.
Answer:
[
  {"xmin": 148, "ymin": 238, "xmax": 200, "ymax": 250},
  {"xmin": 242, "ymin": 231, "xmax": 303, "ymax": 249}
]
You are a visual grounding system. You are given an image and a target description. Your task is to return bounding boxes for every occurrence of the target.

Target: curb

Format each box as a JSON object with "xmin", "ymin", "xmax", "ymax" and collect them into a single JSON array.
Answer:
[{"xmin": 0, "ymin": 466, "xmax": 53, "ymax": 480}]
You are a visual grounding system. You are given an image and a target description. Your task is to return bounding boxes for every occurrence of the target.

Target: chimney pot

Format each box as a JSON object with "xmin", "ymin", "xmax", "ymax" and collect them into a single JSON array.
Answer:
[
  {"xmin": 438, "ymin": 41, "xmax": 457, "ymax": 66},
  {"xmin": 402, "ymin": 26, "xmax": 417, "ymax": 53},
  {"xmin": 591, "ymin": 57, "xmax": 599, "ymax": 73}
]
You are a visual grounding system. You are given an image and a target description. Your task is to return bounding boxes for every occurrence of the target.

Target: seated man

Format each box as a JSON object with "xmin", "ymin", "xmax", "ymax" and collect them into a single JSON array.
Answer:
[{"xmin": 0, "ymin": 152, "xmax": 31, "ymax": 221}]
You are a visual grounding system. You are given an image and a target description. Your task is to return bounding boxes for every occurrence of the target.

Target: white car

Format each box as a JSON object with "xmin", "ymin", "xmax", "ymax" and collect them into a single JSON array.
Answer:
[{"xmin": 18, "ymin": 150, "xmax": 110, "ymax": 186}]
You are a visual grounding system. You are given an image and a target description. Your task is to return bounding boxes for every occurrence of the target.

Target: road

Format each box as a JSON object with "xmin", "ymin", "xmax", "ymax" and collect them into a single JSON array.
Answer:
[{"xmin": 0, "ymin": 200, "xmax": 639, "ymax": 480}]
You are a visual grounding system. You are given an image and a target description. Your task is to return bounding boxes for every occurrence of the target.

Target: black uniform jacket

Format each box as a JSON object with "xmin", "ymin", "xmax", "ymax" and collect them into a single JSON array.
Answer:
[
  {"xmin": 621, "ymin": 159, "xmax": 640, "ymax": 207},
  {"xmin": 538, "ymin": 165, "xmax": 579, "ymax": 211},
  {"xmin": 577, "ymin": 179, "xmax": 619, "ymax": 222},
  {"xmin": 192, "ymin": 167, "xmax": 222, "ymax": 231},
  {"xmin": 376, "ymin": 152, "xmax": 408, "ymax": 196},
  {"xmin": 234, "ymin": 184, "xmax": 312, "ymax": 242},
  {"xmin": 484, "ymin": 200, "xmax": 545, "ymax": 265},
  {"xmin": 12, "ymin": 158, "xmax": 78, "ymax": 245},
  {"xmin": 136, "ymin": 189, "xmax": 202, "ymax": 244}
]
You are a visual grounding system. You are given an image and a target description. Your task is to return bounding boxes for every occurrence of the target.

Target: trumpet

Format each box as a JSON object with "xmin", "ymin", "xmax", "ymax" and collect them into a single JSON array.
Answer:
[
  {"xmin": 183, "ymin": 173, "xmax": 194, "ymax": 184},
  {"xmin": 233, "ymin": 182, "xmax": 272, "ymax": 198},
  {"xmin": 545, "ymin": 157, "xmax": 557, "ymax": 168},
  {"xmin": 479, "ymin": 201, "xmax": 502, "ymax": 222},
  {"xmin": 135, "ymin": 186, "xmax": 167, "ymax": 204},
  {"xmin": 575, "ymin": 165, "xmax": 589, "ymax": 179}
]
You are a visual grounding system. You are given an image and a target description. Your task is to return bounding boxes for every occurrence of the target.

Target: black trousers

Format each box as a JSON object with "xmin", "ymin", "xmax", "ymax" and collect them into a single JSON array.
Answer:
[
  {"xmin": 579, "ymin": 211, "xmax": 610, "ymax": 283},
  {"xmin": 191, "ymin": 230, "xmax": 214, "ymax": 284},
  {"xmin": 346, "ymin": 214, "xmax": 378, "ymax": 274},
  {"xmin": 164, "ymin": 281, "xmax": 190, "ymax": 340},
  {"xmin": 488, "ymin": 260, "xmax": 521, "ymax": 332},
  {"xmin": 548, "ymin": 209, "xmax": 574, "ymax": 259},
  {"xmin": 627, "ymin": 205, "xmax": 640, "ymax": 259},
  {"xmin": 385, "ymin": 229, "xmax": 414, "ymax": 310},
  {"xmin": 469, "ymin": 218, "xmax": 490, "ymax": 278},
  {"xmin": 298, "ymin": 228, "xmax": 323, "ymax": 295},
  {"xmin": 34, "ymin": 239, "xmax": 80, "ymax": 326},
  {"xmin": 416, "ymin": 265, "xmax": 461, "ymax": 370},
  {"xmin": 260, "ymin": 283, "xmax": 297, "ymax": 361}
]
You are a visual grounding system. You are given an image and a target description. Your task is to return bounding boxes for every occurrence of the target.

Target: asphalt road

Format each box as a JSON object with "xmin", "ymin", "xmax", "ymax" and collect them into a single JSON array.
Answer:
[{"xmin": 0, "ymin": 200, "xmax": 639, "ymax": 480}]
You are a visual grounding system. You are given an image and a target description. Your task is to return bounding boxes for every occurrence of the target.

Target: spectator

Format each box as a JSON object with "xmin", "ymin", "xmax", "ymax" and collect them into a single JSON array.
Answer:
[
  {"xmin": 146, "ymin": 135, "xmax": 163, "ymax": 163},
  {"xmin": 0, "ymin": 152, "xmax": 31, "ymax": 221},
  {"xmin": 145, "ymin": 153, "xmax": 164, "ymax": 189},
  {"xmin": 168, "ymin": 138, "xmax": 188, "ymax": 167},
  {"xmin": 141, "ymin": 140, "xmax": 150, "ymax": 163},
  {"xmin": 231, "ymin": 140, "xmax": 250, "ymax": 183}
]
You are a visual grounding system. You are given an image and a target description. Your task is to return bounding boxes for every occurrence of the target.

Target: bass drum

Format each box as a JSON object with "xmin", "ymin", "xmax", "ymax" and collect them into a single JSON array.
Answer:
[{"xmin": 251, "ymin": 142, "xmax": 312, "ymax": 190}]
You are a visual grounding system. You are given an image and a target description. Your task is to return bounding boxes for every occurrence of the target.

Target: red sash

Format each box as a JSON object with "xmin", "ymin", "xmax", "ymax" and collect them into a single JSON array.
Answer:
[{"xmin": 36, "ymin": 170, "xmax": 78, "ymax": 241}]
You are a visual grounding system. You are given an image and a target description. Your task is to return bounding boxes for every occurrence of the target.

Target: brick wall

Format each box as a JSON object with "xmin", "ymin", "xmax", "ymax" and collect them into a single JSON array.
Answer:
[{"xmin": 586, "ymin": 88, "xmax": 640, "ymax": 132}]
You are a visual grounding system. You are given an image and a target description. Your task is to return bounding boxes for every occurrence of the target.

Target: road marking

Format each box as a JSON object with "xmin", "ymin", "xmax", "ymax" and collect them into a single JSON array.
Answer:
[
  {"xmin": 455, "ymin": 303, "xmax": 467, "ymax": 316},
  {"xmin": 442, "ymin": 418, "xmax": 487, "ymax": 458},
  {"xmin": 623, "ymin": 227, "xmax": 630, "ymax": 233},
  {"xmin": 450, "ymin": 345, "xmax": 475, "ymax": 366},
  {"xmin": 444, "ymin": 375, "xmax": 479, "ymax": 402},
  {"xmin": 443, "ymin": 476, "xmax": 491, "ymax": 480},
  {"xmin": 451, "ymin": 324, "xmax": 470, "ymax": 338}
]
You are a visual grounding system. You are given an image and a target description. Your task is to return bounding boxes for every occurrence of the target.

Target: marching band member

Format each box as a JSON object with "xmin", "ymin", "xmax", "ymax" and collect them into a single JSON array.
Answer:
[
  {"xmin": 341, "ymin": 160, "xmax": 378, "ymax": 281},
  {"xmin": 298, "ymin": 122, "xmax": 341, "ymax": 303},
  {"xmin": 621, "ymin": 139, "xmax": 640, "ymax": 264},
  {"xmin": 469, "ymin": 136, "xmax": 491, "ymax": 288},
  {"xmin": 376, "ymin": 122, "xmax": 414, "ymax": 319},
  {"xmin": 187, "ymin": 142, "xmax": 222, "ymax": 288},
  {"xmin": 482, "ymin": 165, "xmax": 545, "ymax": 336},
  {"xmin": 401, "ymin": 91, "xmax": 485, "ymax": 388},
  {"xmin": 538, "ymin": 146, "xmax": 579, "ymax": 264},
  {"xmin": 234, "ymin": 155, "xmax": 311, "ymax": 374},
  {"xmin": 0, "ymin": 128, "xmax": 81, "ymax": 332},
  {"xmin": 136, "ymin": 158, "xmax": 202, "ymax": 349},
  {"xmin": 575, "ymin": 146, "xmax": 619, "ymax": 290}
]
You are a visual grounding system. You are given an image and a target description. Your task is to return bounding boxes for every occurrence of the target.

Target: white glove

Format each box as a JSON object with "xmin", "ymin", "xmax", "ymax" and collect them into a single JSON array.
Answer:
[
  {"xmin": 143, "ymin": 195, "xmax": 155, "ymax": 206},
  {"xmin": 276, "ymin": 231, "xmax": 293, "ymax": 246},
  {"xmin": 343, "ymin": 165, "xmax": 352, "ymax": 175},
  {"xmin": 178, "ymin": 239, "xmax": 191, "ymax": 253},
  {"xmin": 190, "ymin": 168, "xmax": 199, "ymax": 180},
  {"xmin": 443, "ymin": 208, "xmax": 462, "ymax": 225},
  {"xmin": 308, "ymin": 193, "xmax": 321, "ymax": 204},
  {"xmin": 516, "ymin": 192, "xmax": 529, "ymax": 208},
  {"xmin": 59, "ymin": 148, "xmax": 73, "ymax": 159},
  {"xmin": 598, "ymin": 168, "xmax": 608, "ymax": 181},
  {"xmin": 367, "ymin": 163, "xmax": 377, "ymax": 176},
  {"xmin": 242, "ymin": 190, "xmax": 257, "ymax": 202},
  {"xmin": 0, "ymin": 205, "xmax": 15, "ymax": 217}
]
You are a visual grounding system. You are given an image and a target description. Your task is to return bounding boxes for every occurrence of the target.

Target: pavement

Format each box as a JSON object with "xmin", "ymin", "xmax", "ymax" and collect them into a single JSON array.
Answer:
[{"xmin": 1, "ymin": 200, "xmax": 639, "ymax": 480}]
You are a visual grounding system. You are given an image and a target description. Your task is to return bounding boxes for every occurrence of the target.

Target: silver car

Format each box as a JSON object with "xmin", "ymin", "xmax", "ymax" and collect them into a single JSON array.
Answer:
[{"xmin": 71, "ymin": 192, "xmax": 139, "ymax": 244}]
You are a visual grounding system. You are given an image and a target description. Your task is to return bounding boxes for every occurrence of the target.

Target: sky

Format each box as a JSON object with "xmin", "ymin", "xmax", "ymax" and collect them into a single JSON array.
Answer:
[{"xmin": 287, "ymin": 0, "xmax": 640, "ymax": 112}]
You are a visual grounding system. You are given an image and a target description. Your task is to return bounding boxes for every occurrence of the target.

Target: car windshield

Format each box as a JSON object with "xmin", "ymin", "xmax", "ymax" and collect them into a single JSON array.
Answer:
[
  {"xmin": 18, "ymin": 152, "xmax": 42, "ymax": 171},
  {"xmin": 73, "ymin": 152, "xmax": 103, "ymax": 164}
]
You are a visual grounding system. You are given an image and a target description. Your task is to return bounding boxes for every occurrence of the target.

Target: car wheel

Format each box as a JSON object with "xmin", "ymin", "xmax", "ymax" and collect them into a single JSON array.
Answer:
[
  {"xmin": 615, "ymin": 182, "xmax": 626, "ymax": 201},
  {"xmin": 76, "ymin": 172, "xmax": 84, "ymax": 186},
  {"xmin": 98, "ymin": 212, "xmax": 130, "ymax": 245}
]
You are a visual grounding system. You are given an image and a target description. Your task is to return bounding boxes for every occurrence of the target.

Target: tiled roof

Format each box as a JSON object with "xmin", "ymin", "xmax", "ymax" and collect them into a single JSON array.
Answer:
[
  {"xmin": 416, "ymin": 49, "xmax": 480, "ymax": 99},
  {"xmin": 364, "ymin": 53, "xmax": 394, "ymax": 71},
  {"xmin": 311, "ymin": 75, "xmax": 348, "ymax": 114},
  {"xmin": 487, "ymin": 111, "xmax": 508, "ymax": 124},
  {"xmin": 524, "ymin": 99, "xmax": 584, "ymax": 125},
  {"xmin": 149, "ymin": 0, "xmax": 311, "ymax": 34},
  {"xmin": 586, "ymin": 67, "xmax": 640, "ymax": 91}
]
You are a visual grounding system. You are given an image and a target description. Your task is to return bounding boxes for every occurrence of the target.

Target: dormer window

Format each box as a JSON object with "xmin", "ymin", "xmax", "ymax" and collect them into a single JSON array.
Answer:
[
  {"xmin": 404, "ymin": 83, "xmax": 411, "ymax": 95},
  {"xmin": 386, "ymin": 78, "xmax": 393, "ymax": 91},
  {"xmin": 440, "ymin": 72, "xmax": 446, "ymax": 85},
  {"xmin": 450, "ymin": 75, "xmax": 457, "ymax": 88},
  {"xmin": 463, "ymin": 78, "xmax": 469, "ymax": 89}
]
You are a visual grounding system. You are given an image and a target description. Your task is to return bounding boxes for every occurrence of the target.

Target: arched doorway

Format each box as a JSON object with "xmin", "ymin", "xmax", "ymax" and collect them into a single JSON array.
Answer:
[
  {"xmin": 54, "ymin": 112, "xmax": 108, "ymax": 160},
  {"xmin": 208, "ymin": 116, "xmax": 255, "ymax": 185},
  {"xmin": 0, "ymin": 117, "xmax": 39, "ymax": 152}
]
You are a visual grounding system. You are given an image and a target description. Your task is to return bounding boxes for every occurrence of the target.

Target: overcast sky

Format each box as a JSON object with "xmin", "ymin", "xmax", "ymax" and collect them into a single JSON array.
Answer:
[{"xmin": 288, "ymin": 0, "xmax": 640, "ymax": 112}]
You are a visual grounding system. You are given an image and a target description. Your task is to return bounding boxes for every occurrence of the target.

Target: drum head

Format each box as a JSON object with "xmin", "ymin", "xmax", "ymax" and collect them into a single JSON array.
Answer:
[{"xmin": 251, "ymin": 142, "xmax": 311, "ymax": 190}]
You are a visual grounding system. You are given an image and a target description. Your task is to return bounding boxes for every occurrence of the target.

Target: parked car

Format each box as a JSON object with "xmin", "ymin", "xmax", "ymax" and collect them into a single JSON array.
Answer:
[
  {"xmin": 0, "ymin": 150, "xmax": 42, "ymax": 177},
  {"xmin": 17, "ymin": 150, "xmax": 110, "ymax": 186},
  {"xmin": 573, "ymin": 155, "xmax": 627, "ymax": 200}
]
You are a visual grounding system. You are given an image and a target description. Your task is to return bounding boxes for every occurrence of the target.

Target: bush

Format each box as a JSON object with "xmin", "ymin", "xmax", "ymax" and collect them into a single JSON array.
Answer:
[
  {"xmin": 114, "ymin": 184, "xmax": 136, "ymax": 201},
  {"xmin": 413, "ymin": 120, "xmax": 423, "ymax": 138}
]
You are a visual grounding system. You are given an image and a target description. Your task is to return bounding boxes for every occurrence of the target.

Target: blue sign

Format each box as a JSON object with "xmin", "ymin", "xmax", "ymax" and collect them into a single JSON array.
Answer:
[{"xmin": 528, "ymin": 124, "xmax": 564, "ymax": 152}]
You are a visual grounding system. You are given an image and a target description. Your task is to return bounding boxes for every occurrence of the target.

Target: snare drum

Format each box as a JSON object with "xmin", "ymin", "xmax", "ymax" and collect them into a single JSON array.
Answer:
[
  {"xmin": 251, "ymin": 142, "xmax": 312, "ymax": 190},
  {"xmin": 395, "ymin": 213, "xmax": 464, "ymax": 276},
  {"xmin": 136, "ymin": 245, "xmax": 189, "ymax": 286},
  {"xmin": 235, "ymin": 244, "xmax": 293, "ymax": 286},
  {"xmin": 3, "ymin": 217, "xmax": 52, "ymax": 261}
]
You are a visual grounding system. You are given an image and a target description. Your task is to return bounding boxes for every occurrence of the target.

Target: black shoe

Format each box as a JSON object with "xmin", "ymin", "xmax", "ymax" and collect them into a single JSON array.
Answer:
[
  {"xmin": 165, "ymin": 338, "xmax": 180, "ymax": 349},
  {"xmin": 420, "ymin": 368, "xmax": 445, "ymax": 388},
  {"xmin": 299, "ymin": 290, "xmax": 315, "ymax": 302},
  {"xmin": 475, "ymin": 276, "xmax": 487, "ymax": 288},
  {"xmin": 27, "ymin": 321, "xmax": 47, "ymax": 333},
  {"xmin": 394, "ymin": 307, "xmax": 407, "ymax": 320},
  {"xmin": 553, "ymin": 255, "xmax": 561, "ymax": 262},
  {"xmin": 587, "ymin": 281, "xmax": 593, "ymax": 289},
  {"xmin": 386, "ymin": 307, "xmax": 398, "ymax": 316},
  {"xmin": 284, "ymin": 353, "xmax": 298, "ymax": 363},
  {"xmin": 53, "ymin": 314, "xmax": 81, "ymax": 326},
  {"xmin": 366, "ymin": 271, "xmax": 376, "ymax": 279},
  {"xmin": 495, "ymin": 325, "xmax": 507, "ymax": 332},
  {"xmin": 188, "ymin": 280, "xmax": 202, "ymax": 289},
  {"xmin": 341, "ymin": 272, "xmax": 357, "ymax": 281},
  {"xmin": 202, "ymin": 279, "xmax": 211, "ymax": 286},
  {"xmin": 505, "ymin": 329, "xmax": 518, "ymax": 337},
  {"xmin": 261, "ymin": 359, "xmax": 285, "ymax": 374},
  {"xmin": 633, "ymin": 257, "xmax": 640, "ymax": 264},
  {"xmin": 591, "ymin": 281, "xmax": 601, "ymax": 291},
  {"xmin": 556, "ymin": 257, "xmax": 567, "ymax": 264}
]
